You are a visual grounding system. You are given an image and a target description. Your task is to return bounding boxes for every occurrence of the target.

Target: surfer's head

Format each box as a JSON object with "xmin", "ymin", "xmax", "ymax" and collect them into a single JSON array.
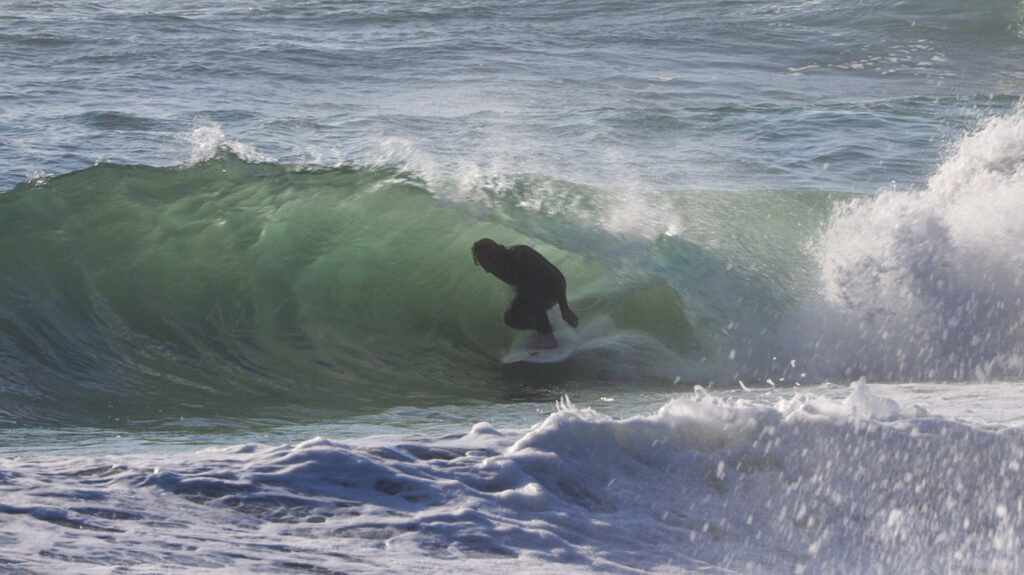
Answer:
[{"xmin": 472, "ymin": 238, "xmax": 504, "ymax": 272}]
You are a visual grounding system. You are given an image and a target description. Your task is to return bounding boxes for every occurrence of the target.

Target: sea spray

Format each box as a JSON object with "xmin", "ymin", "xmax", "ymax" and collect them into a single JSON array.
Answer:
[{"xmin": 780, "ymin": 107, "xmax": 1024, "ymax": 381}]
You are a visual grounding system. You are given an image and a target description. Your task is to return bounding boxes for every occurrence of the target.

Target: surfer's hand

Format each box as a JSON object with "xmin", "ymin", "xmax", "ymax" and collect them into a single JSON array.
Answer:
[{"xmin": 561, "ymin": 307, "xmax": 579, "ymax": 328}]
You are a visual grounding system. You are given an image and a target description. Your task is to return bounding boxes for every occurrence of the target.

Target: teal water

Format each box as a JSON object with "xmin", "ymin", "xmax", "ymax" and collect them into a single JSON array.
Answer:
[{"xmin": 1, "ymin": 153, "xmax": 838, "ymax": 425}]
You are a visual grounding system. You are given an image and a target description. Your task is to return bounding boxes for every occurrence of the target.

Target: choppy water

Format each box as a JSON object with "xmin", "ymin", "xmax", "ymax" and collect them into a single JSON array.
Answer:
[{"xmin": 3, "ymin": 0, "xmax": 1024, "ymax": 573}]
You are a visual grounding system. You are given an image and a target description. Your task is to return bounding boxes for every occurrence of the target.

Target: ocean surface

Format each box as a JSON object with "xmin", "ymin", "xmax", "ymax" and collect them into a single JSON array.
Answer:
[{"xmin": 3, "ymin": 0, "xmax": 1024, "ymax": 573}]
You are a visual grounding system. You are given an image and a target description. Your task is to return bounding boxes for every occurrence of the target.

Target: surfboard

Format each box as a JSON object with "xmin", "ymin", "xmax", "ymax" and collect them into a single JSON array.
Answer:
[
  {"xmin": 500, "ymin": 308, "xmax": 582, "ymax": 364},
  {"xmin": 502, "ymin": 337, "xmax": 579, "ymax": 364}
]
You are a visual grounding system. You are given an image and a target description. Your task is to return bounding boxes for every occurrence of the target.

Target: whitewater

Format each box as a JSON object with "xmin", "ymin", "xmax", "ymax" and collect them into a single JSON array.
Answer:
[{"xmin": 3, "ymin": 0, "xmax": 1024, "ymax": 573}]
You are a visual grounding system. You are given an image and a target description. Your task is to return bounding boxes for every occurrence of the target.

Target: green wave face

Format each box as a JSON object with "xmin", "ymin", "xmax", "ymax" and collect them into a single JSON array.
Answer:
[{"xmin": 0, "ymin": 153, "xmax": 832, "ymax": 425}]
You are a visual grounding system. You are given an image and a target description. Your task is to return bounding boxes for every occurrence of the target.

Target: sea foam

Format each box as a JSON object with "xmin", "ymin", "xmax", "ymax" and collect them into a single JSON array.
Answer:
[
  {"xmin": 3, "ymin": 384, "xmax": 1022, "ymax": 574},
  {"xmin": 782, "ymin": 107, "xmax": 1024, "ymax": 381}
]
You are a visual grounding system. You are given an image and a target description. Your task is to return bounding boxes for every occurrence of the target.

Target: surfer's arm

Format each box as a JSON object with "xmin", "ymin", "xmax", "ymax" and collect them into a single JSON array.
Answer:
[
  {"xmin": 554, "ymin": 278, "xmax": 579, "ymax": 327},
  {"xmin": 559, "ymin": 301, "xmax": 579, "ymax": 328},
  {"xmin": 548, "ymin": 267, "xmax": 578, "ymax": 327},
  {"xmin": 551, "ymin": 269, "xmax": 580, "ymax": 327}
]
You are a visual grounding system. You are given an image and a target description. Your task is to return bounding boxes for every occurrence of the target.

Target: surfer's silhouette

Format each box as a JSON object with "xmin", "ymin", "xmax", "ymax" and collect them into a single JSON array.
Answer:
[{"xmin": 472, "ymin": 238, "xmax": 579, "ymax": 349}]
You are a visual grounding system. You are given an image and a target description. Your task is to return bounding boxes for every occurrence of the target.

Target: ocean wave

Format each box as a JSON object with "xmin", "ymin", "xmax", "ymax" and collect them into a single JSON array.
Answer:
[
  {"xmin": 781, "ymin": 107, "xmax": 1024, "ymax": 382},
  {"xmin": 4, "ymin": 101, "xmax": 1023, "ymax": 427},
  {"xmin": 1, "ymin": 153, "xmax": 757, "ymax": 425}
]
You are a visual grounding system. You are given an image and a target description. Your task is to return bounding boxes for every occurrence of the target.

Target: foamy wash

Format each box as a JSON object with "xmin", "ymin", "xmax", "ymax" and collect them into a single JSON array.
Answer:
[{"xmin": 3, "ymin": 0, "xmax": 1024, "ymax": 573}]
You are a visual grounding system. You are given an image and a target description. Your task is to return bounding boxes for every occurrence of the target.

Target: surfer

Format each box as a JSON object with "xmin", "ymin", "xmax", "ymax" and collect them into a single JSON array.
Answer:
[{"xmin": 472, "ymin": 238, "xmax": 579, "ymax": 349}]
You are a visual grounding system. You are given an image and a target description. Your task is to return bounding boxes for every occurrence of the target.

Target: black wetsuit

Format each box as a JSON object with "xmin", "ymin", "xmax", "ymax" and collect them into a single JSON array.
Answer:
[{"xmin": 488, "ymin": 245, "xmax": 568, "ymax": 335}]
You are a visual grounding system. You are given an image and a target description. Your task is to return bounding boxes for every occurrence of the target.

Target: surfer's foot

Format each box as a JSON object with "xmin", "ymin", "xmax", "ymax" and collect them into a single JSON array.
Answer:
[{"xmin": 527, "ymin": 333, "xmax": 558, "ymax": 349}]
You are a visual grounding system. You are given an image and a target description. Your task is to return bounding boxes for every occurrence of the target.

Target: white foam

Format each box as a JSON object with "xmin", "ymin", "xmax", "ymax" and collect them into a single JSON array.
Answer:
[
  {"xmin": 5, "ymin": 383, "xmax": 1023, "ymax": 574},
  {"xmin": 783, "ymin": 107, "xmax": 1024, "ymax": 381},
  {"xmin": 185, "ymin": 120, "xmax": 268, "ymax": 164},
  {"xmin": 844, "ymin": 376, "xmax": 901, "ymax": 420}
]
